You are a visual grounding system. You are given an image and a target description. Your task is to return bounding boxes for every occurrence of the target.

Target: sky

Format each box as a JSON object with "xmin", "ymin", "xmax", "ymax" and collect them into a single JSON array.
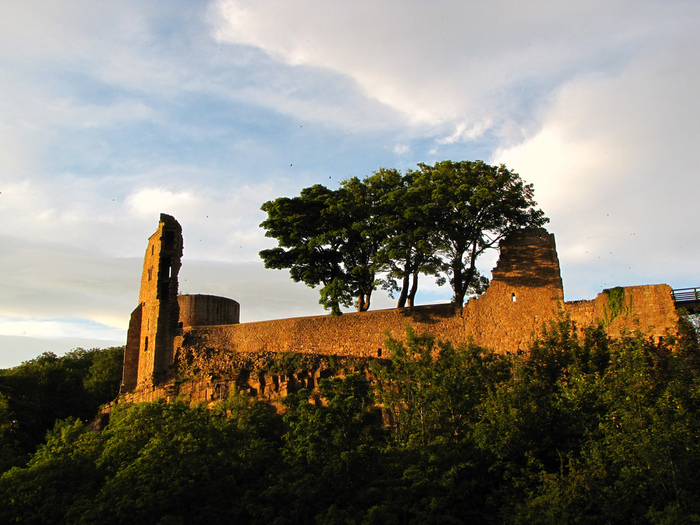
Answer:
[{"xmin": 1, "ymin": 0, "xmax": 699, "ymax": 368}]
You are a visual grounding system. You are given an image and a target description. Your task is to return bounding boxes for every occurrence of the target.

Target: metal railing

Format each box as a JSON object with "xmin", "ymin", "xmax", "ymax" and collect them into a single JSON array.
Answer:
[{"xmin": 671, "ymin": 287, "xmax": 700, "ymax": 304}]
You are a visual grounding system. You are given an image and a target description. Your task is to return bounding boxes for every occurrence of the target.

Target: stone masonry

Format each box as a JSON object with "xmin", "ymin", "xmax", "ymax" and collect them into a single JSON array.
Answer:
[
  {"xmin": 117, "ymin": 216, "xmax": 680, "ymax": 406},
  {"xmin": 122, "ymin": 214, "xmax": 183, "ymax": 392}
]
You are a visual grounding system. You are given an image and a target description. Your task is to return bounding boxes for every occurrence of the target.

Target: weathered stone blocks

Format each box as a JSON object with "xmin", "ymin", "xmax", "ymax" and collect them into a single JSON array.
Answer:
[{"xmin": 118, "ymin": 217, "xmax": 679, "ymax": 406}]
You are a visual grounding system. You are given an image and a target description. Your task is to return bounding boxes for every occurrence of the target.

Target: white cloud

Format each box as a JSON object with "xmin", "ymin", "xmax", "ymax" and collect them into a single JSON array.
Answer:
[
  {"xmin": 437, "ymin": 119, "xmax": 493, "ymax": 145},
  {"xmin": 0, "ymin": 335, "xmax": 126, "ymax": 369},
  {"xmin": 212, "ymin": 0, "xmax": 691, "ymax": 138},
  {"xmin": 0, "ymin": 316, "xmax": 124, "ymax": 341},
  {"xmin": 494, "ymin": 26, "xmax": 700, "ymax": 297},
  {"xmin": 126, "ymin": 188, "xmax": 204, "ymax": 219}
]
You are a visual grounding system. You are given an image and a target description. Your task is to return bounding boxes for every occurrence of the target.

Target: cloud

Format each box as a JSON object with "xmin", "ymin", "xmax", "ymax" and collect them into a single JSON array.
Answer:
[
  {"xmin": 126, "ymin": 188, "xmax": 204, "ymax": 219},
  {"xmin": 0, "ymin": 335, "xmax": 126, "ymax": 369},
  {"xmin": 494, "ymin": 26, "xmax": 700, "ymax": 297},
  {"xmin": 0, "ymin": 316, "xmax": 124, "ymax": 341},
  {"xmin": 436, "ymin": 120, "xmax": 493, "ymax": 145},
  {"xmin": 0, "ymin": 235, "xmax": 140, "ymax": 321},
  {"xmin": 212, "ymin": 0, "xmax": 689, "ymax": 141},
  {"xmin": 393, "ymin": 144, "xmax": 409, "ymax": 155}
]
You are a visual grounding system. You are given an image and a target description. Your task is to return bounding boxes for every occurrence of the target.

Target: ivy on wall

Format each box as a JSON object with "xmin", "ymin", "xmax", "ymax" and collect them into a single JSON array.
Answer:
[{"xmin": 603, "ymin": 286, "xmax": 631, "ymax": 327}]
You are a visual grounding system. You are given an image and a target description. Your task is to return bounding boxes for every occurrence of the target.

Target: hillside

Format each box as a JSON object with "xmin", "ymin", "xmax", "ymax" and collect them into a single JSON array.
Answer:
[{"xmin": 1, "ymin": 318, "xmax": 700, "ymax": 523}]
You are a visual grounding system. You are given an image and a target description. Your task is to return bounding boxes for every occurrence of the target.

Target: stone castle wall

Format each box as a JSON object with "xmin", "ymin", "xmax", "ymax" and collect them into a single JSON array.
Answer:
[
  {"xmin": 117, "ymin": 218, "xmax": 680, "ymax": 407},
  {"xmin": 177, "ymin": 286, "xmax": 677, "ymax": 364},
  {"xmin": 566, "ymin": 284, "xmax": 677, "ymax": 341},
  {"xmin": 176, "ymin": 228, "xmax": 677, "ymax": 364},
  {"xmin": 180, "ymin": 303, "xmax": 462, "ymax": 360}
]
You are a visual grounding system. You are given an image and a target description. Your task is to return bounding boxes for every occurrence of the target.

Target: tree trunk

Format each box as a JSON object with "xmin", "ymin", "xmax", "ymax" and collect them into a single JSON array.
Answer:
[
  {"xmin": 407, "ymin": 271, "xmax": 419, "ymax": 307},
  {"xmin": 452, "ymin": 260, "xmax": 465, "ymax": 306},
  {"xmin": 357, "ymin": 292, "xmax": 371, "ymax": 312},
  {"xmin": 397, "ymin": 273, "xmax": 410, "ymax": 308}
]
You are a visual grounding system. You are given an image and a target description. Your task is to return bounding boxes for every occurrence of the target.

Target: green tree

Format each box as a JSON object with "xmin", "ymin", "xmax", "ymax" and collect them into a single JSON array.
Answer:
[
  {"xmin": 83, "ymin": 346, "xmax": 124, "ymax": 402},
  {"xmin": 332, "ymin": 177, "xmax": 386, "ymax": 311},
  {"xmin": 260, "ymin": 161, "xmax": 547, "ymax": 312},
  {"xmin": 261, "ymin": 179, "xmax": 388, "ymax": 313},
  {"xmin": 0, "ymin": 392, "xmax": 21, "ymax": 472},
  {"xmin": 0, "ymin": 394, "xmax": 283, "ymax": 524},
  {"xmin": 372, "ymin": 168, "xmax": 442, "ymax": 308},
  {"xmin": 90, "ymin": 400, "xmax": 264, "ymax": 524},
  {"xmin": 416, "ymin": 160, "xmax": 548, "ymax": 305},
  {"xmin": 373, "ymin": 328, "xmax": 510, "ymax": 447},
  {"xmin": 0, "ymin": 347, "xmax": 124, "ymax": 463},
  {"xmin": 369, "ymin": 329, "xmax": 513, "ymax": 523},
  {"xmin": 260, "ymin": 184, "xmax": 351, "ymax": 315},
  {"xmin": 517, "ymin": 331, "xmax": 700, "ymax": 524},
  {"xmin": 0, "ymin": 417, "xmax": 103, "ymax": 524},
  {"xmin": 254, "ymin": 374, "xmax": 386, "ymax": 523}
]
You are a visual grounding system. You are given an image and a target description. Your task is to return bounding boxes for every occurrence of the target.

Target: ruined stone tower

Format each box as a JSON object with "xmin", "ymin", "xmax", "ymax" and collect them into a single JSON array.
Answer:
[
  {"xmin": 490, "ymin": 227, "xmax": 564, "ymax": 300},
  {"xmin": 120, "ymin": 215, "xmax": 241, "ymax": 396},
  {"xmin": 121, "ymin": 214, "xmax": 183, "ymax": 393}
]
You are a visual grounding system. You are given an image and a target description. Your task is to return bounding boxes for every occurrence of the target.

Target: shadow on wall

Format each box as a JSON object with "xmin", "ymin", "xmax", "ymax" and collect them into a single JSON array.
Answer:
[{"xmin": 397, "ymin": 303, "xmax": 458, "ymax": 324}]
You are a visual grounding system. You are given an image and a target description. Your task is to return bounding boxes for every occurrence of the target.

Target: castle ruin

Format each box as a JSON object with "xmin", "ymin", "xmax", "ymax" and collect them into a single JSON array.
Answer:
[{"xmin": 117, "ymin": 214, "xmax": 679, "ymax": 406}]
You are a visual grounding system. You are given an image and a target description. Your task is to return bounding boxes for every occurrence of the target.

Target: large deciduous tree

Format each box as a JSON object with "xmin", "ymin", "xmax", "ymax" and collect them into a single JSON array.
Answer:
[
  {"xmin": 260, "ymin": 181, "xmax": 384, "ymax": 314},
  {"xmin": 331, "ymin": 176, "xmax": 385, "ymax": 312},
  {"xmin": 416, "ymin": 160, "xmax": 548, "ymax": 306},
  {"xmin": 260, "ymin": 160, "xmax": 547, "ymax": 312},
  {"xmin": 260, "ymin": 185, "xmax": 350, "ymax": 315},
  {"xmin": 371, "ymin": 168, "xmax": 442, "ymax": 308}
]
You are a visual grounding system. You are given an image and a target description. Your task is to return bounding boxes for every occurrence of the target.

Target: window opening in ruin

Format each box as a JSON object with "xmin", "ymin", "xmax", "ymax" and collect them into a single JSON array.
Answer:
[
  {"xmin": 377, "ymin": 348, "xmax": 382, "ymax": 357},
  {"xmin": 147, "ymin": 267, "xmax": 152, "ymax": 281},
  {"xmin": 512, "ymin": 293, "xmax": 517, "ymax": 302},
  {"xmin": 144, "ymin": 336, "xmax": 149, "ymax": 352},
  {"xmin": 151, "ymin": 245, "xmax": 154, "ymax": 256},
  {"xmin": 160, "ymin": 257, "xmax": 172, "ymax": 279}
]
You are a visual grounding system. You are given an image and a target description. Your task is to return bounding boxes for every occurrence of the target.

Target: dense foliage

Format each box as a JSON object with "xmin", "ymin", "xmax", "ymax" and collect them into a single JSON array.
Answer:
[
  {"xmin": 260, "ymin": 161, "xmax": 547, "ymax": 313},
  {"xmin": 0, "ymin": 347, "xmax": 124, "ymax": 470},
  {"xmin": 3, "ymin": 320, "xmax": 700, "ymax": 524}
]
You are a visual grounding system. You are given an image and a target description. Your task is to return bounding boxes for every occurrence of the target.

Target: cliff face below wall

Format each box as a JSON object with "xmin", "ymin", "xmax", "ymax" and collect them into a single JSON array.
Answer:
[{"xmin": 106, "ymin": 351, "xmax": 373, "ymax": 417}]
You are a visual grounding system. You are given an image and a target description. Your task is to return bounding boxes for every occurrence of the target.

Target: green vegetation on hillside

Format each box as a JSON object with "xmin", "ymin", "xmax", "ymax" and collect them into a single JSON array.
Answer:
[
  {"xmin": 0, "ymin": 346, "xmax": 124, "ymax": 470},
  {"xmin": 2, "ymin": 320, "xmax": 700, "ymax": 523},
  {"xmin": 260, "ymin": 161, "xmax": 547, "ymax": 313}
]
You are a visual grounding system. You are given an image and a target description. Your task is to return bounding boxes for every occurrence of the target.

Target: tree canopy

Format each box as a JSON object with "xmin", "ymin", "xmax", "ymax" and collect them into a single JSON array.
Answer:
[
  {"xmin": 260, "ymin": 160, "xmax": 547, "ymax": 312},
  {"xmin": 4, "ymin": 317, "xmax": 700, "ymax": 523},
  {"xmin": 0, "ymin": 346, "xmax": 123, "ymax": 469}
]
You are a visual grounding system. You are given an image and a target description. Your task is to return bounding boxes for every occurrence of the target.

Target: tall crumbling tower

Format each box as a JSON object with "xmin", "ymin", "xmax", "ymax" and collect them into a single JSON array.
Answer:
[{"xmin": 121, "ymin": 214, "xmax": 183, "ymax": 393}]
